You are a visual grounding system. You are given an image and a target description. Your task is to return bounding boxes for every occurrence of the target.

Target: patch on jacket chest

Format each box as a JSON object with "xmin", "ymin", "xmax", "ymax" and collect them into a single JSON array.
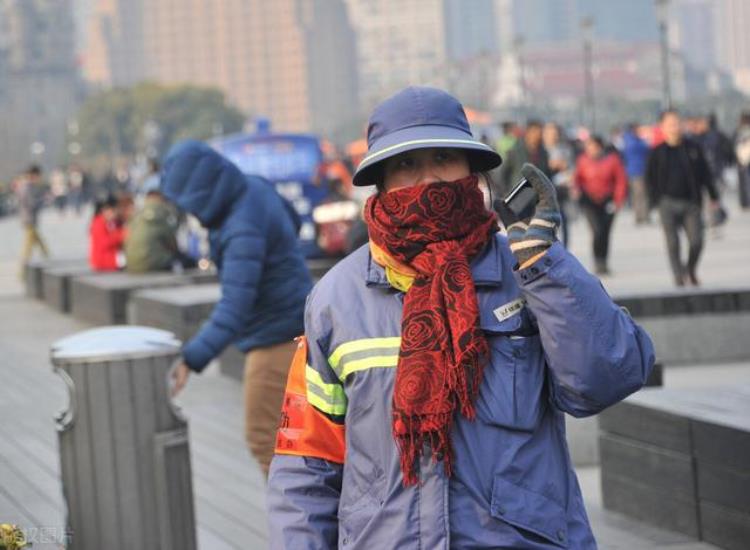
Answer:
[{"xmin": 493, "ymin": 297, "xmax": 526, "ymax": 322}]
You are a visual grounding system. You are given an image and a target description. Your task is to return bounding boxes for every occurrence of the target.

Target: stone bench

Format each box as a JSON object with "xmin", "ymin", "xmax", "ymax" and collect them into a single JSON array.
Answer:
[
  {"xmin": 599, "ymin": 385, "xmax": 750, "ymax": 550},
  {"xmin": 129, "ymin": 284, "xmax": 245, "ymax": 380},
  {"xmin": 70, "ymin": 270, "xmax": 217, "ymax": 325},
  {"xmin": 614, "ymin": 287, "xmax": 750, "ymax": 365},
  {"xmin": 43, "ymin": 264, "xmax": 95, "ymax": 313},
  {"xmin": 24, "ymin": 258, "xmax": 87, "ymax": 299},
  {"xmin": 565, "ymin": 287, "xmax": 750, "ymax": 467},
  {"xmin": 565, "ymin": 363, "xmax": 662, "ymax": 466}
]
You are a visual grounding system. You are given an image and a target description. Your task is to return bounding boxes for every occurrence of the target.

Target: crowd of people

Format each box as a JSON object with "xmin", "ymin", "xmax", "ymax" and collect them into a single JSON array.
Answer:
[
  {"xmin": 484, "ymin": 108, "xmax": 739, "ymax": 285},
  {"xmin": 10, "ymin": 158, "xmax": 201, "ymax": 275},
  {"xmin": 11, "ymin": 104, "xmax": 747, "ymax": 288}
]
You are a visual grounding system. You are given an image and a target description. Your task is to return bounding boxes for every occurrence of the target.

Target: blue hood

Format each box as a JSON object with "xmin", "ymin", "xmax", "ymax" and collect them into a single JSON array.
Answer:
[{"xmin": 161, "ymin": 140, "xmax": 246, "ymax": 228}]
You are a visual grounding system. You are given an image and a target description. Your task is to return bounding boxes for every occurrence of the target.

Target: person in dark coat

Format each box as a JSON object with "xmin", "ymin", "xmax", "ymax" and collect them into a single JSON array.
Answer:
[
  {"xmin": 164, "ymin": 140, "xmax": 312, "ymax": 477},
  {"xmin": 498, "ymin": 120, "xmax": 551, "ymax": 196},
  {"xmin": 645, "ymin": 110, "xmax": 720, "ymax": 287}
]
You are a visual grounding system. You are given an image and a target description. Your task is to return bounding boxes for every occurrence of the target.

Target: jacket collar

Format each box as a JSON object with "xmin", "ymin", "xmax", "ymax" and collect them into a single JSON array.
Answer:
[{"xmin": 365, "ymin": 235, "xmax": 504, "ymax": 289}]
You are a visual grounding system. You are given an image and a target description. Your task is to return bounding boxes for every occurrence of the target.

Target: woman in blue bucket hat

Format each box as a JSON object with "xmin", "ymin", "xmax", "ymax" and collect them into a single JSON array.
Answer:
[{"xmin": 267, "ymin": 86, "xmax": 654, "ymax": 549}]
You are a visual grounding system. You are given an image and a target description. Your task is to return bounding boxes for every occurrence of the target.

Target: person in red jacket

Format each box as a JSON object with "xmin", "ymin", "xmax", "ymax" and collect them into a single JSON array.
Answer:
[
  {"xmin": 574, "ymin": 135, "xmax": 628, "ymax": 275},
  {"xmin": 89, "ymin": 195, "xmax": 126, "ymax": 271}
]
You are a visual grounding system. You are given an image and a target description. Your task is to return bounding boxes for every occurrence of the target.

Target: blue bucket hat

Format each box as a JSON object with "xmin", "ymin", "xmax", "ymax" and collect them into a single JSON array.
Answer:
[{"xmin": 353, "ymin": 86, "xmax": 502, "ymax": 187}]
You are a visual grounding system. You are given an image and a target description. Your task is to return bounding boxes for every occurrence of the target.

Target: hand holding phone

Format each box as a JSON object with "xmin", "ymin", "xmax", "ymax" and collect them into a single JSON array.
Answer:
[{"xmin": 493, "ymin": 177, "xmax": 539, "ymax": 227}]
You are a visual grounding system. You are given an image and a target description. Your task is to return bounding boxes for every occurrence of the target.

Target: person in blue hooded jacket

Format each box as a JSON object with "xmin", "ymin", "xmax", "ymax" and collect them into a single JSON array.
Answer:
[
  {"xmin": 163, "ymin": 140, "xmax": 312, "ymax": 477},
  {"xmin": 267, "ymin": 87, "xmax": 654, "ymax": 548}
]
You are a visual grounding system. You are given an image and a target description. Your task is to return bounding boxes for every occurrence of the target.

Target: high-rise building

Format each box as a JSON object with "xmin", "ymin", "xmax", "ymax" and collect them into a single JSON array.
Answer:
[
  {"xmin": 0, "ymin": 0, "xmax": 79, "ymax": 177},
  {"xmin": 345, "ymin": 0, "xmax": 498, "ymax": 109},
  {"xmin": 576, "ymin": 0, "xmax": 658, "ymax": 43},
  {"xmin": 444, "ymin": 0, "xmax": 498, "ymax": 61},
  {"xmin": 673, "ymin": 0, "xmax": 717, "ymax": 72},
  {"xmin": 715, "ymin": 0, "xmax": 750, "ymax": 94},
  {"xmin": 345, "ymin": 0, "xmax": 449, "ymax": 108},
  {"xmin": 81, "ymin": 0, "xmax": 358, "ymax": 137}
]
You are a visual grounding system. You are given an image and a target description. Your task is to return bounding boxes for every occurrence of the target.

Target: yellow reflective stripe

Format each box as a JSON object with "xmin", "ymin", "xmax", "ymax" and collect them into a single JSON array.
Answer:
[
  {"xmin": 307, "ymin": 391, "xmax": 347, "ymax": 416},
  {"xmin": 328, "ymin": 337, "xmax": 402, "ymax": 370},
  {"xmin": 305, "ymin": 365, "xmax": 347, "ymax": 415},
  {"xmin": 359, "ymin": 138, "xmax": 494, "ymax": 167},
  {"xmin": 338, "ymin": 354, "xmax": 399, "ymax": 381}
]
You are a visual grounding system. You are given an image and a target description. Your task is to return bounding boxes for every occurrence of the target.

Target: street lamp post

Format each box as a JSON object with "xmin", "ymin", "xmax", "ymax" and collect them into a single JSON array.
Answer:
[
  {"xmin": 655, "ymin": 0, "xmax": 672, "ymax": 110},
  {"xmin": 580, "ymin": 17, "xmax": 596, "ymax": 131},
  {"xmin": 514, "ymin": 36, "xmax": 527, "ymax": 111}
]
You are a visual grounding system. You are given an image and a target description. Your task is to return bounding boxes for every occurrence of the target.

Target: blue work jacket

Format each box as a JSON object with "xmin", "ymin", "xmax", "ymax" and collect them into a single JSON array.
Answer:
[{"xmin": 268, "ymin": 236, "xmax": 655, "ymax": 549}]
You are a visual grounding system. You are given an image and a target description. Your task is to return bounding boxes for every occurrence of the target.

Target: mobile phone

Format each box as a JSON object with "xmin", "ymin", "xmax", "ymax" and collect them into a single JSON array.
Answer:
[{"xmin": 503, "ymin": 178, "xmax": 538, "ymax": 220}]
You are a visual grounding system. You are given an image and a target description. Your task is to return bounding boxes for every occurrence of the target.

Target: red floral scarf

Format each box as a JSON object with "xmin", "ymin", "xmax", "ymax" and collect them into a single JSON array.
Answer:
[{"xmin": 364, "ymin": 175, "xmax": 498, "ymax": 485}]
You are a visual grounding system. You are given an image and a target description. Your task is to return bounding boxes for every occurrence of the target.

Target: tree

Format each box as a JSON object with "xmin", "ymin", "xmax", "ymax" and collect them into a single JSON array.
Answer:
[{"xmin": 73, "ymin": 82, "xmax": 245, "ymax": 161}]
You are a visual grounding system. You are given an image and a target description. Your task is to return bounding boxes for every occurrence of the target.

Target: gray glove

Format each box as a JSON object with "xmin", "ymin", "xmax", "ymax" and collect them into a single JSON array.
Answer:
[{"xmin": 493, "ymin": 163, "xmax": 561, "ymax": 266}]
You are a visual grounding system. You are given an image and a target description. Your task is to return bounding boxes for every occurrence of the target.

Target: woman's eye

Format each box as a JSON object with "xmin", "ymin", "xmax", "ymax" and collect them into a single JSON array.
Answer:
[
  {"xmin": 435, "ymin": 150, "xmax": 454, "ymax": 163},
  {"xmin": 396, "ymin": 157, "xmax": 415, "ymax": 170}
]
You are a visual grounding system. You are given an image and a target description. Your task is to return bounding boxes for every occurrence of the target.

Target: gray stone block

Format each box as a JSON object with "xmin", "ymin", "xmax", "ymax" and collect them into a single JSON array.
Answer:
[
  {"xmin": 636, "ymin": 312, "xmax": 750, "ymax": 365},
  {"xmin": 130, "ymin": 284, "xmax": 245, "ymax": 380},
  {"xmin": 601, "ymin": 472, "xmax": 700, "ymax": 538},
  {"xmin": 130, "ymin": 284, "xmax": 221, "ymax": 340},
  {"xmin": 599, "ymin": 434, "xmax": 695, "ymax": 497},
  {"xmin": 645, "ymin": 362, "xmax": 663, "ymax": 387},
  {"xmin": 71, "ymin": 272, "xmax": 204, "ymax": 325},
  {"xmin": 614, "ymin": 288, "xmax": 750, "ymax": 318},
  {"xmin": 693, "ymin": 420, "xmax": 750, "ymax": 472},
  {"xmin": 699, "ymin": 500, "xmax": 750, "ymax": 550},
  {"xmin": 697, "ymin": 461, "xmax": 750, "ymax": 514},
  {"xmin": 599, "ymin": 400, "xmax": 692, "ymax": 453},
  {"xmin": 25, "ymin": 257, "xmax": 86, "ymax": 299},
  {"xmin": 565, "ymin": 415, "xmax": 600, "ymax": 466},
  {"xmin": 43, "ymin": 265, "xmax": 93, "ymax": 312}
]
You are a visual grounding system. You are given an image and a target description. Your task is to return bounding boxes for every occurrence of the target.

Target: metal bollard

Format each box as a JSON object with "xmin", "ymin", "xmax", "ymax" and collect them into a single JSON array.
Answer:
[{"xmin": 51, "ymin": 326, "xmax": 197, "ymax": 550}]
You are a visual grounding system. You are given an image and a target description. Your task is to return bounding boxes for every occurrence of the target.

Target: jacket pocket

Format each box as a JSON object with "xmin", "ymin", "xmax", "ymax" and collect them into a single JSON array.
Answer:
[
  {"xmin": 478, "ymin": 315, "xmax": 545, "ymax": 431},
  {"xmin": 338, "ymin": 476, "xmax": 379, "ymax": 546},
  {"xmin": 490, "ymin": 475, "xmax": 569, "ymax": 547}
]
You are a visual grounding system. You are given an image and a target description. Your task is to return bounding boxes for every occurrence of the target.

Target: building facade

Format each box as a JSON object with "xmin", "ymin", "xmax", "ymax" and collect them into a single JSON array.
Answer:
[
  {"xmin": 715, "ymin": 0, "xmax": 750, "ymax": 94},
  {"xmin": 0, "ymin": 0, "xmax": 79, "ymax": 178},
  {"xmin": 81, "ymin": 0, "xmax": 358, "ymax": 137}
]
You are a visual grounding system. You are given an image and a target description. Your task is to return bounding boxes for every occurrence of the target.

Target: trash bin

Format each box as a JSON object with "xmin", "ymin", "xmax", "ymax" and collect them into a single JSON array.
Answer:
[{"xmin": 51, "ymin": 326, "xmax": 197, "ymax": 550}]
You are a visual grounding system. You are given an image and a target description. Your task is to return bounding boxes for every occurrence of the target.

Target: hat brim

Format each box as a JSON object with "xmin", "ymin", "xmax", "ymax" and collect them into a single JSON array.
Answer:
[{"xmin": 352, "ymin": 124, "xmax": 502, "ymax": 187}]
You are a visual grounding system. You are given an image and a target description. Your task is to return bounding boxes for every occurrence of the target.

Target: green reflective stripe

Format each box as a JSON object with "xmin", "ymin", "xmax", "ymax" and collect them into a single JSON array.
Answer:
[
  {"xmin": 359, "ymin": 138, "xmax": 493, "ymax": 167},
  {"xmin": 305, "ymin": 365, "xmax": 347, "ymax": 415},
  {"xmin": 330, "ymin": 346, "xmax": 402, "ymax": 378},
  {"xmin": 338, "ymin": 354, "xmax": 399, "ymax": 381},
  {"xmin": 328, "ymin": 337, "xmax": 402, "ymax": 370}
]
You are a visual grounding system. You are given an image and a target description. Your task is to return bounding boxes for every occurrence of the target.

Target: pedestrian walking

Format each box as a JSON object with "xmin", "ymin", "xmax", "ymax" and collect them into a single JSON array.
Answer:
[
  {"xmin": 573, "ymin": 135, "xmax": 628, "ymax": 275},
  {"xmin": 694, "ymin": 114, "xmax": 734, "ymax": 193},
  {"xmin": 164, "ymin": 141, "xmax": 312, "ymax": 477},
  {"xmin": 89, "ymin": 195, "xmax": 125, "ymax": 271},
  {"xmin": 544, "ymin": 122, "xmax": 574, "ymax": 246},
  {"xmin": 267, "ymin": 86, "xmax": 655, "ymax": 549},
  {"xmin": 646, "ymin": 110, "xmax": 720, "ymax": 286},
  {"xmin": 67, "ymin": 164, "xmax": 88, "ymax": 216},
  {"xmin": 49, "ymin": 169, "xmax": 68, "ymax": 216},
  {"xmin": 17, "ymin": 165, "xmax": 49, "ymax": 274},
  {"xmin": 494, "ymin": 121, "xmax": 518, "ymax": 158},
  {"xmin": 498, "ymin": 119, "xmax": 551, "ymax": 196},
  {"xmin": 620, "ymin": 123, "xmax": 651, "ymax": 224}
]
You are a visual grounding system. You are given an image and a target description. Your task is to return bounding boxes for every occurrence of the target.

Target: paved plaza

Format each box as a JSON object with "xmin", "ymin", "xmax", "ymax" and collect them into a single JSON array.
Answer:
[{"xmin": 0, "ymin": 197, "xmax": 748, "ymax": 549}]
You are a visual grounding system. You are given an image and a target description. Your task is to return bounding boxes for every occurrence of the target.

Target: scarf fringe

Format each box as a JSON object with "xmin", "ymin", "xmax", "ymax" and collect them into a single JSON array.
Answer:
[{"xmin": 394, "ymin": 412, "xmax": 454, "ymax": 486}]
